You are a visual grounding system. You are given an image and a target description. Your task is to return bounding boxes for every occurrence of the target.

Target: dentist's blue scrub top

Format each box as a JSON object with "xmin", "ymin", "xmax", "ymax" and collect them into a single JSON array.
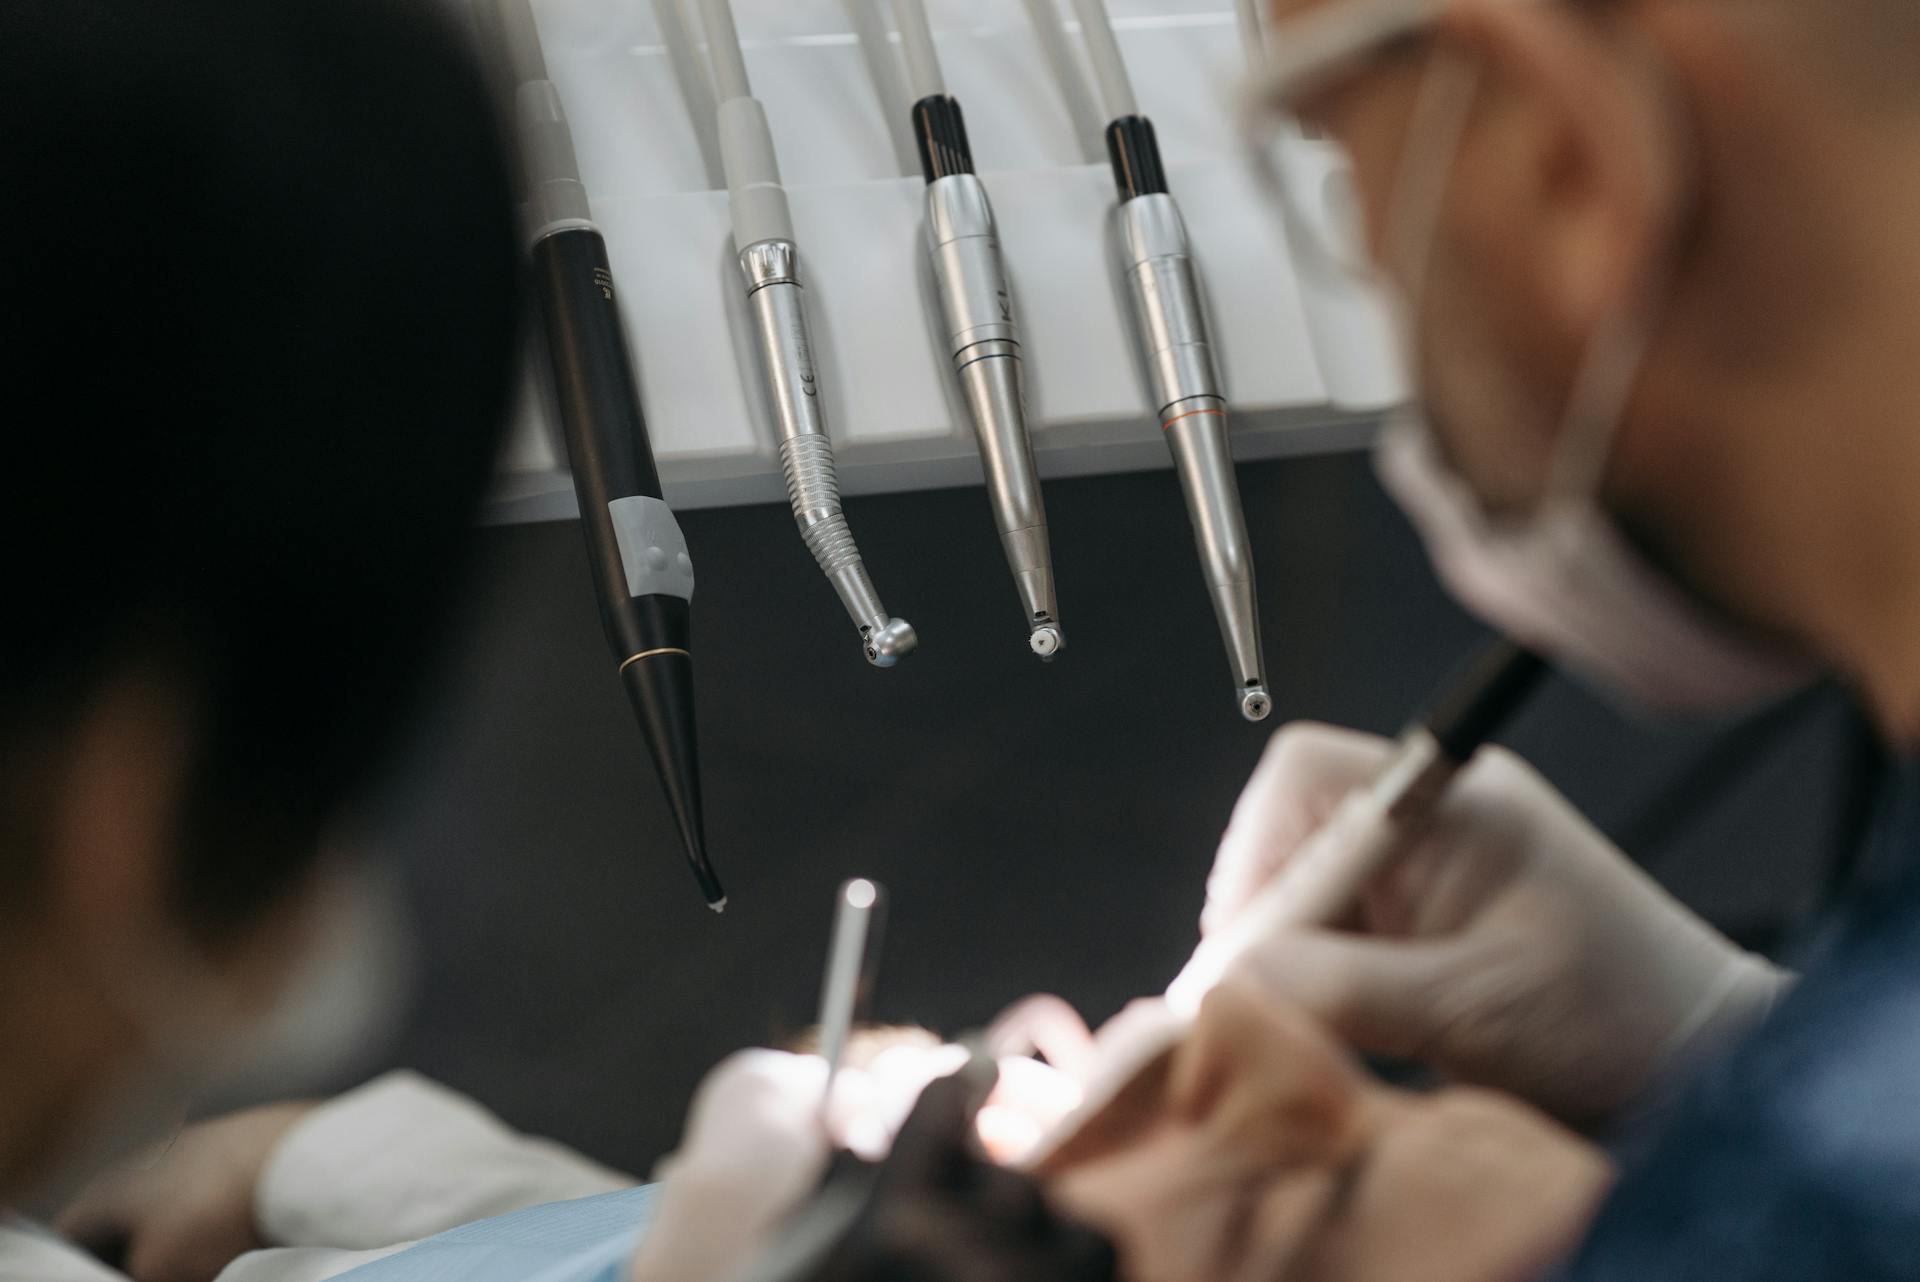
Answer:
[{"xmin": 1567, "ymin": 763, "xmax": 1920, "ymax": 1279}]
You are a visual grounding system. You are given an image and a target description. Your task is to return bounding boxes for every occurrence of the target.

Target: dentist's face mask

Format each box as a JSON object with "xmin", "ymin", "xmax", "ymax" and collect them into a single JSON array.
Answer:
[
  {"xmin": 17, "ymin": 863, "xmax": 409, "ymax": 1215},
  {"xmin": 1243, "ymin": 0, "xmax": 1809, "ymax": 711}
]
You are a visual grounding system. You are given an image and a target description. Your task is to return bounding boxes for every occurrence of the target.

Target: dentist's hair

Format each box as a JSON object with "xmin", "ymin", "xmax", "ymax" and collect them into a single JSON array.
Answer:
[{"xmin": 0, "ymin": 0, "xmax": 520, "ymax": 934}]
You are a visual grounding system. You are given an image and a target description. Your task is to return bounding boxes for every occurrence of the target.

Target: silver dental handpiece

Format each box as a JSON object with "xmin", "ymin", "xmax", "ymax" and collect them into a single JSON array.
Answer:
[
  {"xmin": 925, "ymin": 171, "xmax": 1061, "ymax": 658},
  {"xmin": 1118, "ymin": 191, "xmax": 1270, "ymax": 721},
  {"xmin": 697, "ymin": 0, "xmax": 914, "ymax": 667},
  {"xmin": 738, "ymin": 234, "xmax": 916, "ymax": 665}
]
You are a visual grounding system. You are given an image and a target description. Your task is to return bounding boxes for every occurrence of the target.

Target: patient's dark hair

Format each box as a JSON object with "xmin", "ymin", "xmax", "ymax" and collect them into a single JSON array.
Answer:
[{"xmin": 0, "ymin": 0, "xmax": 520, "ymax": 933}]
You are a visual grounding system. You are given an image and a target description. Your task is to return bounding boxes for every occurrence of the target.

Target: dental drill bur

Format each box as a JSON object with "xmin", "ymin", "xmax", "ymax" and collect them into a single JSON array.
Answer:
[
  {"xmin": 694, "ymin": 0, "xmax": 916, "ymax": 667},
  {"xmin": 1037, "ymin": 0, "xmax": 1273, "ymax": 719},
  {"xmin": 886, "ymin": 0, "xmax": 1063, "ymax": 657},
  {"xmin": 493, "ymin": 0, "xmax": 723, "ymax": 909}
]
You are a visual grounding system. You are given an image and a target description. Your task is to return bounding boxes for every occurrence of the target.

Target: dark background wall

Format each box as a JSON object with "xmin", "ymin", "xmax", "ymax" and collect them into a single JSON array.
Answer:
[{"xmin": 346, "ymin": 451, "xmax": 1859, "ymax": 1177}]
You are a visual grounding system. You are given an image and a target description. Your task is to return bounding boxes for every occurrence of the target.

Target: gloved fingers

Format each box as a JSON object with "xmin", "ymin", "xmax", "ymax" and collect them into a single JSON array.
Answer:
[
  {"xmin": 882, "ymin": 1059, "xmax": 999, "ymax": 1189},
  {"xmin": 1171, "ymin": 980, "xmax": 1370, "ymax": 1171},
  {"xmin": 1203, "ymin": 724, "xmax": 1398, "ymax": 938},
  {"xmin": 1229, "ymin": 927, "xmax": 1464, "ymax": 1062},
  {"xmin": 985, "ymin": 995, "xmax": 1097, "ymax": 1081}
]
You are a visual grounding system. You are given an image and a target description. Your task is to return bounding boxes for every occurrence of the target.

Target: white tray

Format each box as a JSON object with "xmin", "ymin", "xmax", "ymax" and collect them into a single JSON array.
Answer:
[{"xmin": 485, "ymin": 0, "xmax": 1404, "ymax": 521}]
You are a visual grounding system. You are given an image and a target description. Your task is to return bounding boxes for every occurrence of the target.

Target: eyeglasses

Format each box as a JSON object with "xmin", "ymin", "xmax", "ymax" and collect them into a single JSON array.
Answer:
[{"xmin": 1238, "ymin": 0, "xmax": 1517, "ymax": 279}]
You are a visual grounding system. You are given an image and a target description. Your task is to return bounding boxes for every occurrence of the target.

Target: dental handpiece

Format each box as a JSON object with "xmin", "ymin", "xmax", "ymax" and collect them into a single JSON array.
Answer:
[
  {"xmin": 1109, "ymin": 119, "xmax": 1271, "ymax": 722},
  {"xmin": 899, "ymin": 6, "xmax": 1062, "ymax": 657},
  {"xmin": 697, "ymin": 0, "xmax": 915, "ymax": 667},
  {"xmin": 1033, "ymin": 0, "xmax": 1269, "ymax": 719},
  {"xmin": 494, "ymin": 0, "xmax": 723, "ymax": 908},
  {"xmin": 1168, "ymin": 641, "xmax": 1547, "ymax": 1012}
]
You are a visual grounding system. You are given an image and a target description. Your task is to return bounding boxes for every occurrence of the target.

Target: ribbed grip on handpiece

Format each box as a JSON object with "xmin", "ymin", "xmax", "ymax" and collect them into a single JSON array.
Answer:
[
  {"xmin": 779, "ymin": 435, "xmax": 915, "ymax": 665},
  {"xmin": 780, "ymin": 433, "xmax": 860, "ymax": 575}
]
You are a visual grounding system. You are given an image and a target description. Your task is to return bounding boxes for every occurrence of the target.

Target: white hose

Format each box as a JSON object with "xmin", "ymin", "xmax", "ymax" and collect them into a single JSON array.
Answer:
[
  {"xmin": 891, "ymin": 0, "xmax": 946, "ymax": 100},
  {"xmin": 1235, "ymin": 0, "xmax": 1267, "ymax": 71},
  {"xmin": 843, "ymin": 0, "xmax": 920, "ymax": 175},
  {"xmin": 1066, "ymin": 0, "xmax": 1136, "ymax": 119},
  {"xmin": 1019, "ymin": 0, "xmax": 1105, "ymax": 162},
  {"xmin": 653, "ymin": 0, "xmax": 725, "ymax": 187},
  {"xmin": 694, "ymin": 0, "xmax": 753, "ymax": 101}
]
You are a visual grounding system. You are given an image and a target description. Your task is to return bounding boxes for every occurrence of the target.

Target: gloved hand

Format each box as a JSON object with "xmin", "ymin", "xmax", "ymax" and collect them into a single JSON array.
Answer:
[
  {"xmin": 1201, "ymin": 722, "xmax": 1791, "ymax": 1124},
  {"xmin": 627, "ymin": 1043, "xmax": 1087, "ymax": 1282},
  {"xmin": 54, "ymin": 1101, "xmax": 316, "ymax": 1282},
  {"xmin": 800, "ymin": 1061, "xmax": 1117, "ymax": 1282},
  {"xmin": 625, "ymin": 1050, "xmax": 837, "ymax": 1282}
]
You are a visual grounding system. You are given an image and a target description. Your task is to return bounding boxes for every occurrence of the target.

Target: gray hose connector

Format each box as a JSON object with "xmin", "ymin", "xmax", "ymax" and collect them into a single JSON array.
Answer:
[
  {"xmin": 516, "ymin": 80, "xmax": 594, "ymax": 239},
  {"xmin": 717, "ymin": 96, "xmax": 794, "ymax": 246}
]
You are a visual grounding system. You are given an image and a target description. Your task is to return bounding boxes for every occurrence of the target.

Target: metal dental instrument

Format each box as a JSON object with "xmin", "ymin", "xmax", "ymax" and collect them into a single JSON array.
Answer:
[
  {"xmin": 491, "ymin": 0, "xmax": 724, "ymax": 910},
  {"xmin": 817, "ymin": 877, "xmax": 888, "ymax": 1113},
  {"xmin": 693, "ymin": 0, "xmax": 917, "ymax": 667},
  {"xmin": 1030, "ymin": 0, "xmax": 1273, "ymax": 719},
  {"xmin": 867, "ymin": 0, "xmax": 1064, "ymax": 657},
  {"xmin": 1167, "ymin": 641, "xmax": 1547, "ymax": 1012}
]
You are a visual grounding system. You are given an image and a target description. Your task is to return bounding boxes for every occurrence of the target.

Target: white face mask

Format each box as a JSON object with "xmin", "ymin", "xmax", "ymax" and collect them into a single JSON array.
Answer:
[
  {"xmin": 1367, "ymin": 46, "xmax": 1811, "ymax": 713},
  {"xmin": 15, "ymin": 863, "xmax": 409, "ymax": 1216}
]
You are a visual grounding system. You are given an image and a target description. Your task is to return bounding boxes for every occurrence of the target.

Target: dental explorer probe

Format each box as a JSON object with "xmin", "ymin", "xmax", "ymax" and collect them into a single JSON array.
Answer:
[
  {"xmin": 693, "ymin": 0, "xmax": 917, "ymax": 667},
  {"xmin": 1167, "ymin": 641, "xmax": 1548, "ymax": 1012},
  {"xmin": 1034, "ymin": 0, "xmax": 1273, "ymax": 719},
  {"xmin": 817, "ymin": 878, "xmax": 888, "ymax": 1114},
  {"xmin": 492, "ymin": 0, "xmax": 723, "ymax": 909},
  {"xmin": 884, "ymin": 0, "xmax": 1064, "ymax": 657}
]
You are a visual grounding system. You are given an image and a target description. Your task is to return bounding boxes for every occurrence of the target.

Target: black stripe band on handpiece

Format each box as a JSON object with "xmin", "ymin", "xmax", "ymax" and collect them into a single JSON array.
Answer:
[
  {"xmin": 911, "ymin": 94, "xmax": 975, "ymax": 183},
  {"xmin": 1422, "ymin": 640, "xmax": 1549, "ymax": 763},
  {"xmin": 1104, "ymin": 115, "xmax": 1168, "ymax": 200}
]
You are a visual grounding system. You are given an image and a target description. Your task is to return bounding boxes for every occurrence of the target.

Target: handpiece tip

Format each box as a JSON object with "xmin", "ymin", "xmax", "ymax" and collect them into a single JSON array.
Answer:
[
  {"xmin": 1029, "ymin": 624, "xmax": 1064, "ymax": 659},
  {"xmin": 864, "ymin": 617, "xmax": 918, "ymax": 668},
  {"xmin": 1240, "ymin": 686, "xmax": 1273, "ymax": 722},
  {"xmin": 707, "ymin": 896, "xmax": 728, "ymax": 914}
]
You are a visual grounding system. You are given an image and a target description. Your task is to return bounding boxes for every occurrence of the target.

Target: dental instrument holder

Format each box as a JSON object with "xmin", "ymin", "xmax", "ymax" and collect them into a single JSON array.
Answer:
[
  {"xmin": 914, "ymin": 94, "xmax": 1064, "ymax": 657},
  {"xmin": 718, "ymin": 94, "xmax": 917, "ymax": 667},
  {"xmin": 1106, "ymin": 115, "xmax": 1271, "ymax": 721},
  {"xmin": 505, "ymin": 1, "xmax": 723, "ymax": 909}
]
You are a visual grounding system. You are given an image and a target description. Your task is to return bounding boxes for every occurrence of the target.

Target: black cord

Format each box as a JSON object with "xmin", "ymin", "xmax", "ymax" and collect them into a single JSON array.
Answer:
[{"xmin": 1619, "ymin": 683, "xmax": 1835, "ymax": 864}]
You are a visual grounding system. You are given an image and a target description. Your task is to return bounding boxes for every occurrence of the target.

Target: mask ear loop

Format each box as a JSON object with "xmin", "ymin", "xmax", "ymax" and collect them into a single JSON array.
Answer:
[
  {"xmin": 1378, "ymin": 40, "xmax": 1484, "ymax": 358},
  {"xmin": 1543, "ymin": 26, "xmax": 1699, "ymax": 504}
]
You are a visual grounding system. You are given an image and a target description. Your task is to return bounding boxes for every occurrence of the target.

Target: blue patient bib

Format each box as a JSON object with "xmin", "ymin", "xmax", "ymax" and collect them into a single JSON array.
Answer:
[{"xmin": 330, "ymin": 1186, "xmax": 657, "ymax": 1282}]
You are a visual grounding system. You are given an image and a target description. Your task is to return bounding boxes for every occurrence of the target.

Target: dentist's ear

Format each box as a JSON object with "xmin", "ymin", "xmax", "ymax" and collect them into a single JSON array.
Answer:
[{"xmin": 1430, "ymin": 0, "xmax": 1689, "ymax": 380}]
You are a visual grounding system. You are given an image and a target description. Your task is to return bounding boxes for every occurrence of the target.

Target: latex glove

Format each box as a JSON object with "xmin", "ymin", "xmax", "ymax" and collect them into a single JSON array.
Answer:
[
  {"xmin": 797, "ymin": 1061, "xmax": 1118, "ymax": 1282},
  {"xmin": 626, "ymin": 1050, "xmax": 836, "ymax": 1282},
  {"xmin": 54, "ymin": 1102, "xmax": 315, "ymax": 1282},
  {"xmin": 1201, "ymin": 722, "xmax": 1791, "ymax": 1124},
  {"xmin": 628, "ymin": 1045, "xmax": 1084, "ymax": 1282}
]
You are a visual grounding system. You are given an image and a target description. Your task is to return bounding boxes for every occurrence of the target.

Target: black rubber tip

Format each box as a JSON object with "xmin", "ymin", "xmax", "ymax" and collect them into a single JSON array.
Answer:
[
  {"xmin": 1422, "ymin": 640, "xmax": 1550, "ymax": 763},
  {"xmin": 1104, "ymin": 115, "xmax": 1168, "ymax": 200},
  {"xmin": 911, "ymin": 94, "xmax": 975, "ymax": 182},
  {"xmin": 619, "ymin": 648, "xmax": 724, "ymax": 907}
]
